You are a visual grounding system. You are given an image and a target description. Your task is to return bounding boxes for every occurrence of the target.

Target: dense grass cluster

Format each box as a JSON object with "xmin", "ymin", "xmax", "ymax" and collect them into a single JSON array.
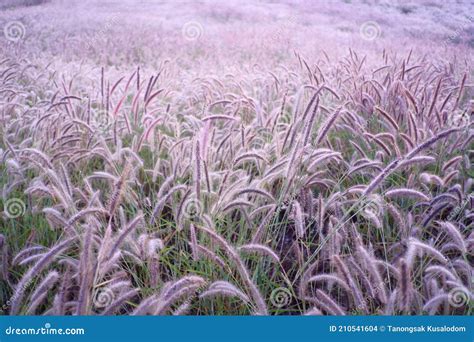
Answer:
[{"xmin": 0, "ymin": 0, "xmax": 473, "ymax": 316}]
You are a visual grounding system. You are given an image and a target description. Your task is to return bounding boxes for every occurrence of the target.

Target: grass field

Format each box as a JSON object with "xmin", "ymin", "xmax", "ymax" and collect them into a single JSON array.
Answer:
[{"xmin": 0, "ymin": 0, "xmax": 473, "ymax": 316}]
